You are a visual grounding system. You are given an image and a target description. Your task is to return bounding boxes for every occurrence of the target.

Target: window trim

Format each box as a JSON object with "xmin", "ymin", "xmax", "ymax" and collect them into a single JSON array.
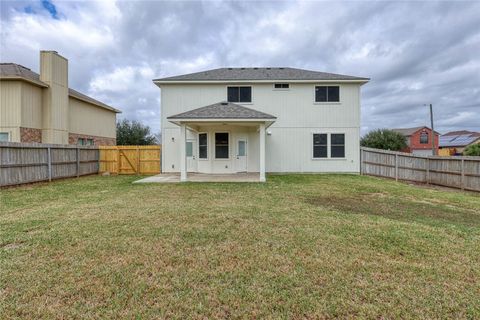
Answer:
[
  {"xmin": 311, "ymin": 132, "xmax": 347, "ymax": 160},
  {"xmin": 313, "ymin": 85, "xmax": 341, "ymax": 104},
  {"xmin": 0, "ymin": 132, "xmax": 10, "ymax": 142},
  {"xmin": 312, "ymin": 133, "xmax": 328, "ymax": 159},
  {"xmin": 419, "ymin": 131, "xmax": 429, "ymax": 144},
  {"xmin": 330, "ymin": 133, "xmax": 346, "ymax": 158},
  {"xmin": 273, "ymin": 83, "xmax": 290, "ymax": 90},
  {"xmin": 226, "ymin": 85, "xmax": 253, "ymax": 104},
  {"xmin": 198, "ymin": 132, "xmax": 208, "ymax": 160},
  {"xmin": 214, "ymin": 131, "xmax": 230, "ymax": 160}
]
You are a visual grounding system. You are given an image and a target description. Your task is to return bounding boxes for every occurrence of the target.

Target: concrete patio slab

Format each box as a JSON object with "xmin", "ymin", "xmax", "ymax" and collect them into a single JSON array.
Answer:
[{"xmin": 133, "ymin": 172, "xmax": 261, "ymax": 183}]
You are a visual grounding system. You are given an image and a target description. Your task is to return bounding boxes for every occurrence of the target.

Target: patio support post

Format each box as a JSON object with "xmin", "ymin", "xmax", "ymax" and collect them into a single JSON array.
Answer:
[
  {"xmin": 180, "ymin": 123, "xmax": 187, "ymax": 182},
  {"xmin": 259, "ymin": 123, "xmax": 266, "ymax": 182}
]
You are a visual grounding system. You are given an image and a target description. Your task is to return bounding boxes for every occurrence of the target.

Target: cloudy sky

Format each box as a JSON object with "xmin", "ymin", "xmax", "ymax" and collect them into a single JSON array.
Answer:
[{"xmin": 1, "ymin": 0, "xmax": 479, "ymax": 135}]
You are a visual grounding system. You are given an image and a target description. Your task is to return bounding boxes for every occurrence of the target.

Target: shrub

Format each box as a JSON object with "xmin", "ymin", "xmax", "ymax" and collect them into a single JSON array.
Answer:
[
  {"xmin": 463, "ymin": 143, "xmax": 480, "ymax": 156},
  {"xmin": 361, "ymin": 129, "xmax": 408, "ymax": 151}
]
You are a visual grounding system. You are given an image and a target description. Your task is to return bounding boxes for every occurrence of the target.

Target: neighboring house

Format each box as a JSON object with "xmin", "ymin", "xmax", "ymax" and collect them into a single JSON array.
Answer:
[
  {"xmin": 0, "ymin": 51, "xmax": 120, "ymax": 145},
  {"xmin": 391, "ymin": 126, "xmax": 439, "ymax": 156},
  {"xmin": 153, "ymin": 67, "xmax": 369, "ymax": 181},
  {"xmin": 439, "ymin": 130, "xmax": 480, "ymax": 155}
]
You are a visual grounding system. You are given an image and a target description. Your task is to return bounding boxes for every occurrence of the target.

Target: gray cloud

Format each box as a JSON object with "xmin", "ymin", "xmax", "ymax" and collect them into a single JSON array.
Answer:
[{"xmin": 1, "ymin": 0, "xmax": 479, "ymax": 134}]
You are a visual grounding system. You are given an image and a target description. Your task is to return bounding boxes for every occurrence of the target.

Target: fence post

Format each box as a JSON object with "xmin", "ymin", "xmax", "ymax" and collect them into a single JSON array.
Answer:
[
  {"xmin": 395, "ymin": 154, "xmax": 398, "ymax": 181},
  {"xmin": 76, "ymin": 147, "xmax": 80, "ymax": 178},
  {"xmin": 360, "ymin": 148, "xmax": 363, "ymax": 175},
  {"xmin": 137, "ymin": 146, "xmax": 140, "ymax": 175},
  {"xmin": 426, "ymin": 158, "xmax": 430, "ymax": 185},
  {"xmin": 47, "ymin": 146, "xmax": 52, "ymax": 182},
  {"xmin": 461, "ymin": 159, "xmax": 465, "ymax": 191}
]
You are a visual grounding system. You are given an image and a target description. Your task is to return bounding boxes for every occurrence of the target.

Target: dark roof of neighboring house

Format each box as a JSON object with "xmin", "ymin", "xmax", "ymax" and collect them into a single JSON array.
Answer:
[
  {"xmin": 443, "ymin": 130, "xmax": 480, "ymax": 137},
  {"xmin": 0, "ymin": 63, "xmax": 121, "ymax": 113},
  {"xmin": 154, "ymin": 67, "xmax": 369, "ymax": 82},
  {"xmin": 440, "ymin": 131, "xmax": 480, "ymax": 147},
  {"xmin": 391, "ymin": 126, "xmax": 440, "ymax": 136},
  {"xmin": 167, "ymin": 101, "xmax": 276, "ymax": 120}
]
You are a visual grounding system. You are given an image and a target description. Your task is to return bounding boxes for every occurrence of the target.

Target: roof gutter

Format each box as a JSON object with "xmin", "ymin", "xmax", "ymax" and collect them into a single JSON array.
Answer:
[
  {"xmin": 69, "ymin": 94, "xmax": 122, "ymax": 113},
  {"xmin": 153, "ymin": 79, "xmax": 370, "ymax": 86},
  {"xmin": 0, "ymin": 76, "xmax": 49, "ymax": 88}
]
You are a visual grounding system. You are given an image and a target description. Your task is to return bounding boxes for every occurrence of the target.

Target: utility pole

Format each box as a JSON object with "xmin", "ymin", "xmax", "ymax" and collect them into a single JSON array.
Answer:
[{"xmin": 429, "ymin": 103, "xmax": 436, "ymax": 155}]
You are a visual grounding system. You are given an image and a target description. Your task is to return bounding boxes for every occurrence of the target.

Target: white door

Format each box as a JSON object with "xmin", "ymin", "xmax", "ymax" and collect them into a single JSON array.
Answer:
[
  {"xmin": 186, "ymin": 140, "xmax": 197, "ymax": 172},
  {"xmin": 235, "ymin": 139, "xmax": 247, "ymax": 172}
]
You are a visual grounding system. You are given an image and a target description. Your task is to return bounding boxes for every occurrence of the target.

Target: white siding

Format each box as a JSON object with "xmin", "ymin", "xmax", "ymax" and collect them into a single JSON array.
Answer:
[{"xmin": 160, "ymin": 82, "xmax": 362, "ymax": 173}]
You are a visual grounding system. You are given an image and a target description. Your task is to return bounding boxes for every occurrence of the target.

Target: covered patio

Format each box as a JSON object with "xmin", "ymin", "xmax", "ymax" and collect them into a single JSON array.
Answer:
[
  {"xmin": 166, "ymin": 101, "xmax": 276, "ymax": 182},
  {"xmin": 134, "ymin": 172, "xmax": 261, "ymax": 183}
]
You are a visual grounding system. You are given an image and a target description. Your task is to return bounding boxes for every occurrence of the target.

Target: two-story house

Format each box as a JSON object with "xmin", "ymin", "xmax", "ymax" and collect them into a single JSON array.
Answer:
[
  {"xmin": 0, "ymin": 51, "xmax": 120, "ymax": 145},
  {"xmin": 153, "ymin": 68, "xmax": 369, "ymax": 181}
]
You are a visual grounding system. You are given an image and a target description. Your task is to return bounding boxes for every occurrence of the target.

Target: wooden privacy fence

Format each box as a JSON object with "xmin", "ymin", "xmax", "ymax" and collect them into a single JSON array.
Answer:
[
  {"xmin": 99, "ymin": 145, "xmax": 161, "ymax": 175},
  {"xmin": 360, "ymin": 147, "xmax": 480, "ymax": 192},
  {"xmin": 1, "ymin": 142, "xmax": 99, "ymax": 187}
]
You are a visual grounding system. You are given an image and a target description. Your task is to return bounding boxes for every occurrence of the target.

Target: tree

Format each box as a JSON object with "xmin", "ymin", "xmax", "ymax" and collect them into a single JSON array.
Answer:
[
  {"xmin": 463, "ymin": 143, "xmax": 480, "ymax": 156},
  {"xmin": 116, "ymin": 119, "xmax": 156, "ymax": 145},
  {"xmin": 361, "ymin": 129, "xmax": 407, "ymax": 151}
]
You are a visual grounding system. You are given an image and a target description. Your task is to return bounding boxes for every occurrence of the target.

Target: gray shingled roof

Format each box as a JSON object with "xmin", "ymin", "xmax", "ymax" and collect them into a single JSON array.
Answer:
[
  {"xmin": 0, "ymin": 63, "xmax": 120, "ymax": 113},
  {"xmin": 0, "ymin": 63, "xmax": 48, "ymax": 87},
  {"xmin": 154, "ymin": 67, "xmax": 369, "ymax": 82},
  {"xmin": 168, "ymin": 101, "xmax": 276, "ymax": 120}
]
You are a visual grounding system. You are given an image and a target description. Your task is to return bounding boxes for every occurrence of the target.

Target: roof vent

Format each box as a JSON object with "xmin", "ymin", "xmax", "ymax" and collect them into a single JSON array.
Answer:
[
  {"xmin": 253, "ymin": 67, "xmax": 258, "ymax": 70},
  {"xmin": 241, "ymin": 67, "xmax": 245, "ymax": 70},
  {"xmin": 266, "ymin": 67, "xmax": 271, "ymax": 70},
  {"xmin": 228, "ymin": 68, "xmax": 233, "ymax": 70},
  {"xmin": 279, "ymin": 67, "xmax": 284, "ymax": 70},
  {"xmin": 221, "ymin": 102, "xmax": 228, "ymax": 105}
]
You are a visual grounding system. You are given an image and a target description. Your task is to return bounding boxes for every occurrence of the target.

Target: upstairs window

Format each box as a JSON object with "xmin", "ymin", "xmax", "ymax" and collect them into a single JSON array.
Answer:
[
  {"xmin": 86, "ymin": 139, "xmax": 94, "ymax": 146},
  {"xmin": 215, "ymin": 132, "xmax": 229, "ymax": 159},
  {"xmin": 227, "ymin": 86, "xmax": 252, "ymax": 103},
  {"xmin": 313, "ymin": 134, "xmax": 328, "ymax": 158},
  {"xmin": 77, "ymin": 138, "xmax": 85, "ymax": 145},
  {"xmin": 315, "ymin": 86, "xmax": 340, "ymax": 102},
  {"xmin": 420, "ymin": 132, "xmax": 429, "ymax": 144},
  {"xmin": 274, "ymin": 83, "xmax": 289, "ymax": 89},
  {"xmin": 199, "ymin": 133, "xmax": 208, "ymax": 159}
]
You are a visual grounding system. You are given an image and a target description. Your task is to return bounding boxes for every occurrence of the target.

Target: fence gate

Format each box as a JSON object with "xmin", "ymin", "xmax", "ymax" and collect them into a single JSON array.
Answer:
[{"xmin": 99, "ymin": 145, "xmax": 161, "ymax": 175}]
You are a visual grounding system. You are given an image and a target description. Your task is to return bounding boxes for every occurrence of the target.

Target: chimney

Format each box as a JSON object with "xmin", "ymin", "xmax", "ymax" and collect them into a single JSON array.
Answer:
[{"xmin": 40, "ymin": 51, "xmax": 69, "ymax": 144}]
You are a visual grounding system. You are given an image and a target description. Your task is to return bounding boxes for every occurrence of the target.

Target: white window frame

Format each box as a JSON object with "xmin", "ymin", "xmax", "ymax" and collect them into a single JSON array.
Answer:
[
  {"xmin": 312, "ymin": 132, "xmax": 329, "ymax": 159},
  {"xmin": 214, "ymin": 131, "xmax": 230, "ymax": 160},
  {"xmin": 0, "ymin": 132, "xmax": 10, "ymax": 142},
  {"xmin": 226, "ymin": 85, "xmax": 253, "ymax": 104},
  {"xmin": 330, "ymin": 133, "xmax": 346, "ymax": 159},
  {"xmin": 198, "ymin": 132, "xmax": 209, "ymax": 160},
  {"xmin": 311, "ymin": 132, "xmax": 347, "ymax": 160},
  {"xmin": 273, "ymin": 83, "xmax": 290, "ymax": 91},
  {"xmin": 313, "ymin": 85, "xmax": 341, "ymax": 104}
]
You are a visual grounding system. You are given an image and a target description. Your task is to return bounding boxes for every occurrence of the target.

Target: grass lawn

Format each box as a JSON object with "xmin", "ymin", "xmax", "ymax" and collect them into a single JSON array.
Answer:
[{"xmin": 1, "ymin": 174, "xmax": 479, "ymax": 319}]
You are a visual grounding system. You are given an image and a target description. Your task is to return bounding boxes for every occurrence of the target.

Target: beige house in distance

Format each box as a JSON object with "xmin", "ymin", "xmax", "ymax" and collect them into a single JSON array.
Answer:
[{"xmin": 0, "ymin": 51, "xmax": 120, "ymax": 145}]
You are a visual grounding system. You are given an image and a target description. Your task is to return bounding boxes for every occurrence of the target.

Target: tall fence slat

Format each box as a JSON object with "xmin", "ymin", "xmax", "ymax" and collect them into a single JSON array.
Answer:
[
  {"xmin": 360, "ymin": 147, "xmax": 480, "ymax": 192},
  {"xmin": 99, "ymin": 145, "xmax": 161, "ymax": 175},
  {"xmin": 1, "ymin": 142, "xmax": 99, "ymax": 187}
]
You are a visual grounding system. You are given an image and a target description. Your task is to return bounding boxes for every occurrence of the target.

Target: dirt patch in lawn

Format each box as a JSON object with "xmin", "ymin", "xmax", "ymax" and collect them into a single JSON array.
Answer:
[{"xmin": 304, "ymin": 193, "xmax": 480, "ymax": 228}]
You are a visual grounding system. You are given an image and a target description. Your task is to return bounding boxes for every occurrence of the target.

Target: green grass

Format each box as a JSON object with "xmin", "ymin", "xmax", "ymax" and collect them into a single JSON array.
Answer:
[{"xmin": 1, "ymin": 174, "xmax": 479, "ymax": 319}]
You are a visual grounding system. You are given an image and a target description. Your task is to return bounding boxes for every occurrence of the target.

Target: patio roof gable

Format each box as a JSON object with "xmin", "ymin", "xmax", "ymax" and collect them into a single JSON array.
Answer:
[{"xmin": 167, "ymin": 101, "xmax": 276, "ymax": 121}]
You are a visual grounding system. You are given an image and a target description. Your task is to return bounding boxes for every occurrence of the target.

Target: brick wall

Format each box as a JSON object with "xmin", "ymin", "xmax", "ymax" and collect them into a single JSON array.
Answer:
[
  {"xmin": 20, "ymin": 127, "xmax": 42, "ymax": 143},
  {"xmin": 404, "ymin": 128, "xmax": 439, "ymax": 153},
  {"xmin": 68, "ymin": 132, "xmax": 116, "ymax": 146}
]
